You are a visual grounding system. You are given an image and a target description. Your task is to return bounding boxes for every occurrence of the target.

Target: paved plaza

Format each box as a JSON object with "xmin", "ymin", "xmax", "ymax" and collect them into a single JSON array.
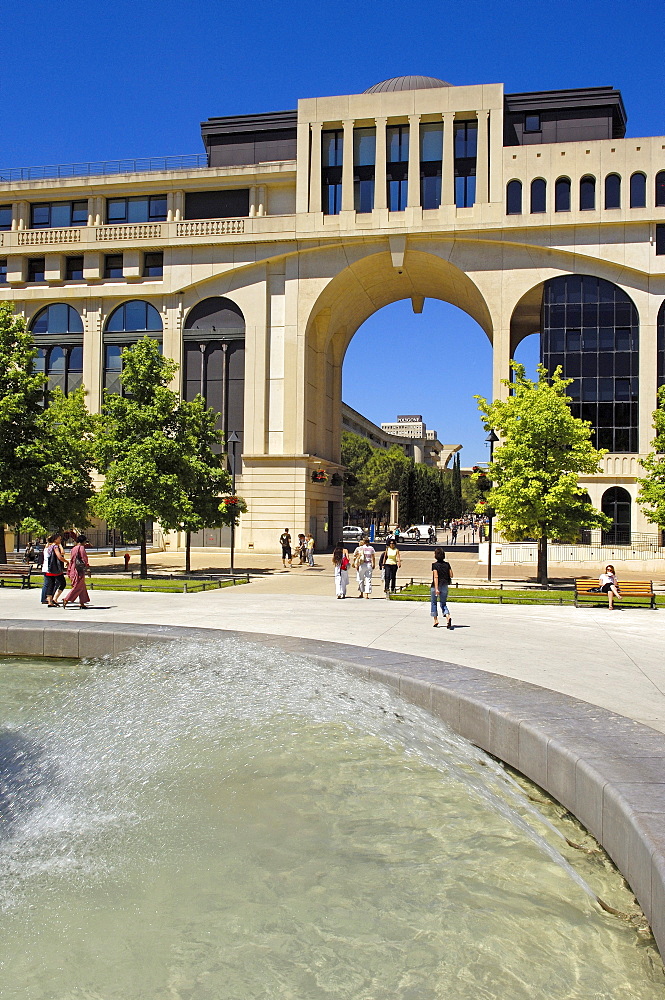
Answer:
[{"xmin": 2, "ymin": 559, "xmax": 664, "ymax": 734}]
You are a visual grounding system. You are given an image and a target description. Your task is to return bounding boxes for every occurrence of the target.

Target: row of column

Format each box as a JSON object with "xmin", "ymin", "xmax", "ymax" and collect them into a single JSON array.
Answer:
[{"xmin": 307, "ymin": 110, "xmax": 491, "ymax": 213}]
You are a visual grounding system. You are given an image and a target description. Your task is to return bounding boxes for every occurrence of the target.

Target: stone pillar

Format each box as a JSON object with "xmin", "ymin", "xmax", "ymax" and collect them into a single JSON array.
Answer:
[
  {"xmin": 295, "ymin": 120, "xmax": 310, "ymax": 214},
  {"xmin": 257, "ymin": 186, "xmax": 267, "ymax": 217},
  {"xmin": 173, "ymin": 190, "xmax": 184, "ymax": 222},
  {"xmin": 249, "ymin": 185, "xmax": 257, "ymax": 217},
  {"xmin": 341, "ymin": 120, "xmax": 355, "ymax": 212},
  {"xmin": 10, "ymin": 202, "xmax": 19, "ymax": 231},
  {"xmin": 309, "ymin": 121, "xmax": 322, "ymax": 212},
  {"xmin": 16, "ymin": 202, "xmax": 29, "ymax": 231},
  {"xmin": 93, "ymin": 197, "xmax": 103, "ymax": 227},
  {"xmin": 442, "ymin": 113, "xmax": 455, "ymax": 207},
  {"xmin": 83, "ymin": 298, "xmax": 102, "ymax": 414},
  {"xmin": 475, "ymin": 109, "xmax": 490, "ymax": 204},
  {"xmin": 390, "ymin": 491, "xmax": 399, "ymax": 529},
  {"xmin": 492, "ymin": 326, "xmax": 512, "ymax": 401},
  {"xmin": 638, "ymin": 296, "xmax": 658, "ymax": 454},
  {"xmin": 488, "ymin": 107, "xmax": 503, "ymax": 203},
  {"xmin": 374, "ymin": 116, "xmax": 387, "ymax": 210},
  {"xmin": 86, "ymin": 197, "xmax": 95, "ymax": 227},
  {"xmin": 407, "ymin": 114, "xmax": 421, "ymax": 208}
]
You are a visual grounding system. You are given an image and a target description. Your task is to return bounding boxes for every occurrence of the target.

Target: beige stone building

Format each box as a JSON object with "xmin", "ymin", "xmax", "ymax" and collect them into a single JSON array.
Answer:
[
  {"xmin": 342, "ymin": 405, "xmax": 461, "ymax": 469},
  {"xmin": 1, "ymin": 74, "xmax": 664, "ymax": 550}
]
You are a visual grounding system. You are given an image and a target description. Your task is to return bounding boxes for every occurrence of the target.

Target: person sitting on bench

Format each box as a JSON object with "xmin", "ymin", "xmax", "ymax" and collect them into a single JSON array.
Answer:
[{"xmin": 599, "ymin": 564, "xmax": 621, "ymax": 610}]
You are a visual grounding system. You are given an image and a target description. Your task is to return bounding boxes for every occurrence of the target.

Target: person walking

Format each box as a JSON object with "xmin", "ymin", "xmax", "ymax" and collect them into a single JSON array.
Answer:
[
  {"xmin": 123, "ymin": 550, "xmax": 131, "ymax": 572},
  {"xmin": 279, "ymin": 529, "xmax": 292, "ymax": 568},
  {"xmin": 353, "ymin": 536, "xmax": 376, "ymax": 598},
  {"xmin": 331, "ymin": 541, "xmax": 350, "ymax": 598},
  {"xmin": 599, "ymin": 564, "xmax": 622, "ymax": 610},
  {"xmin": 382, "ymin": 537, "xmax": 401, "ymax": 597},
  {"xmin": 44, "ymin": 533, "xmax": 68, "ymax": 607},
  {"xmin": 451, "ymin": 524, "xmax": 458, "ymax": 545},
  {"xmin": 306, "ymin": 532, "xmax": 315, "ymax": 567},
  {"xmin": 431, "ymin": 546, "xmax": 453, "ymax": 629},
  {"xmin": 62, "ymin": 534, "xmax": 92, "ymax": 609},
  {"xmin": 296, "ymin": 533, "xmax": 307, "ymax": 565}
]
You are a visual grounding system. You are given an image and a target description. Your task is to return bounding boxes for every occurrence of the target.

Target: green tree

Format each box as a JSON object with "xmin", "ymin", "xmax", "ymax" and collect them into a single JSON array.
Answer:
[
  {"xmin": 451, "ymin": 452, "xmax": 463, "ymax": 517},
  {"xmin": 95, "ymin": 337, "xmax": 236, "ymax": 578},
  {"xmin": 363, "ymin": 446, "xmax": 410, "ymax": 517},
  {"xmin": 341, "ymin": 431, "xmax": 373, "ymax": 516},
  {"xmin": 475, "ymin": 363, "xmax": 610, "ymax": 586},
  {"xmin": 637, "ymin": 385, "xmax": 665, "ymax": 531},
  {"xmin": 398, "ymin": 460, "xmax": 416, "ymax": 526}
]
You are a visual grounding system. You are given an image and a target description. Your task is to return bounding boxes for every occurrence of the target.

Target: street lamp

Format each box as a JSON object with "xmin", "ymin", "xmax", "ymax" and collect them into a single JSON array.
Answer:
[
  {"xmin": 227, "ymin": 431, "xmax": 240, "ymax": 574},
  {"xmin": 485, "ymin": 430, "xmax": 499, "ymax": 583}
]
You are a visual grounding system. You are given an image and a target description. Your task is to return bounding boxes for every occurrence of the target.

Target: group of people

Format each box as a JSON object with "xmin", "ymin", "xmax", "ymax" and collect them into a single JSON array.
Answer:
[
  {"xmin": 37, "ymin": 533, "xmax": 92, "ymax": 608},
  {"xmin": 279, "ymin": 529, "xmax": 315, "ymax": 568}
]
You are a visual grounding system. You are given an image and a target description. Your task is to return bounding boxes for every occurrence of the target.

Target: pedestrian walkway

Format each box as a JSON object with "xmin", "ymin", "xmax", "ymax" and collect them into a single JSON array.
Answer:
[{"xmin": 2, "ymin": 579, "xmax": 664, "ymax": 733}]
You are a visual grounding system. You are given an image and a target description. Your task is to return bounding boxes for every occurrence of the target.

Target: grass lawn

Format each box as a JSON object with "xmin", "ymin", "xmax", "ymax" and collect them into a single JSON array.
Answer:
[
  {"xmin": 87, "ymin": 577, "xmax": 246, "ymax": 594},
  {"xmin": 390, "ymin": 584, "xmax": 663, "ymax": 609}
]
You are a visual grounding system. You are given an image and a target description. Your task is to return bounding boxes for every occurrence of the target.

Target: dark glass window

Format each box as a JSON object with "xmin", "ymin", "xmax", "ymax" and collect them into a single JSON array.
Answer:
[
  {"xmin": 524, "ymin": 114, "xmax": 541, "ymax": 133},
  {"xmin": 387, "ymin": 125, "xmax": 408, "ymax": 212},
  {"xmin": 657, "ymin": 300, "xmax": 665, "ymax": 389},
  {"xmin": 32, "ymin": 303, "xmax": 83, "ymax": 335},
  {"xmin": 30, "ymin": 201, "xmax": 87, "ymax": 228},
  {"xmin": 321, "ymin": 130, "xmax": 343, "ymax": 215},
  {"xmin": 656, "ymin": 224, "xmax": 665, "ymax": 256},
  {"xmin": 27, "ymin": 258, "xmax": 45, "ymax": 282},
  {"xmin": 104, "ymin": 254, "xmax": 123, "ymax": 278},
  {"xmin": 580, "ymin": 175, "xmax": 596, "ymax": 211},
  {"xmin": 0, "ymin": 205, "xmax": 11, "ymax": 230},
  {"xmin": 420, "ymin": 123, "xmax": 442, "ymax": 210},
  {"xmin": 656, "ymin": 171, "xmax": 665, "ymax": 208},
  {"xmin": 601, "ymin": 487, "xmax": 631, "ymax": 544},
  {"xmin": 604, "ymin": 173, "xmax": 621, "ymax": 209},
  {"xmin": 65, "ymin": 256, "xmax": 84, "ymax": 281},
  {"xmin": 353, "ymin": 127, "xmax": 375, "ymax": 213},
  {"xmin": 103, "ymin": 300, "xmax": 163, "ymax": 395},
  {"xmin": 454, "ymin": 121, "xmax": 477, "ymax": 208},
  {"xmin": 555, "ymin": 177, "xmax": 571, "ymax": 212},
  {"xmin": 506, "ymin": 180, "xmax": 522, "ymax": 215},
  {"xmin": 630, "ymin": 172, "xmax": 647, "ymax": 208},
  {"xmin": 541, "ymin": 275, "xmax": 639, "ymax": 453},
  {"xmin": 530, "ymin": 178, "xmax": 546, "ymax": 213},
  {"xmin": 106, "ymin": 195, "xmax": 167, "ymax": 223},
  {"xmin": 0, "ymin": 259, "xmax": 6, "ymax": 284},
  {"xmin": 30, "ymin": 304, "xmax": 84, "ymax": 397},
  {"xmin": 143, "ymin": 252, "xmax": 163, "ymax": 277},
  {"xmin": 184, "ymin": 190, "xmax": 249, "ymax": 219}
]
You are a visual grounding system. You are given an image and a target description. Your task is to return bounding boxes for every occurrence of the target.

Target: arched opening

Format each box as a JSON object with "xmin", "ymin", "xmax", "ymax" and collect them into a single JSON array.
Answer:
[
  {"xmin": 630, "ymin": 172, "xmax": 647, "ymax": 208},
  {"xmin": 604, "ymin": 173, "xmax": 621, "ymax": 210},
  {"xmin": 555, "ymin": 177, "xmax": 571, "ymax": 212},
  {"xmin": 530, "ymin": 178, "xmax": 546, "ymax": 214},
  {"xmin": 183, "ymin": 296, "xmax": 245, "ymax": 448},
  {"xmin": 656, "ymin": 170, "xmax": 665, "ymax": 208},
  {"xmin": 580, "ymin": 175, "xmax": 596, "ymax": 211},
  {"xmin": 658, "ymin": 300, "xmax": 665, "ymax": 389},
  {"xmin": 103, "ymin": 300, "xmax": 162, "ymax": 396},
  {"xmin": 601, "ymin": 486, "xmax": 632, "ymax": 544},
  {"xmin": 506, "ymin": 180, "xmax": 522, "ymax": 215},
  {"xmin": 30, "ymin": 303, "xmax": 84, "ymax": 396}
]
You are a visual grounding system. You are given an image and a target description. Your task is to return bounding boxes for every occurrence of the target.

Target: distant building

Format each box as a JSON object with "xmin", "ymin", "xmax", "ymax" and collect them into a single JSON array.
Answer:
[{"xmin": 342, "ymin": 403, "xmax": 461, "ymax": 469}]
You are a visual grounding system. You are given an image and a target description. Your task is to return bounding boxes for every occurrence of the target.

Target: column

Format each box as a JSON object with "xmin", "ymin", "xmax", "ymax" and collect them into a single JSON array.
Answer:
[
  {"xmin": 86, "ymin": 197, "xmax": 95, "ymax": 227},
  {"xmin": 93, "ymin": 197, "xmax": 104, "ymax": 227},
  {"xmin": 407, "ymin": 114, "xmax": 421, "ymax": 208},
  {"xmin": 16, "ymin": 201, "xmax": 29, "ymax": 231},
  {"xmin": 492, "ymin": 326, "xmax": 512, "ymax": 401},
  {"xmin": 389, "ymin": 491, "xmax": 399, "ymax": 529},
  {"xmin": 166, "ymin": 192, "xmax": 176, "ymax": 223},
  {"xmin": 475, "ymin": 109, "xmax": 490, "ymax": 204},
  {"xmin": 488, "ymin": 107, "xmax": 503, "ymax": 203},
  {"xmin": 638, "ymin": 295, "xmax": 658, "ymax": 454},
  {"xmin": 82, "ymin": 298, "xmax": 102, "ymax": 414},
  {"xmin": 249, "ymin": 186, "xmax": 257, "ymax": 217},
  {"xmin": 374, "ymin": 116, "xmax": 387, "ymax": 210},
  {"xmin": 257, "ymin": 186, "xmax": 266, "ymax": 217},
  {"xmin": 309, "ymin": 121, "xmax": 322, "ymax": 212},
  {"xmin": 10, "ymin": 202, "xmax": 19, "ymax": 231},
  {"xmin": 442, "ymin": 113, "xmax": 455, "ymax": 206},
  {"xmin": 295, "ymin": 120, "xmax": 310, "ymax": 213},
  {"xmin": 341, "ymin": 120, "xmax": 355, "ymax": 212}
]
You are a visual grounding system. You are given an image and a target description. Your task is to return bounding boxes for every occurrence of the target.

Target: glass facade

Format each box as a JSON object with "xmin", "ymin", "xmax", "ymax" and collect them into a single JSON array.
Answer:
[
  {"xmin": 658, "ymin": 300, "xmax": 665, "ymax": 389},
  {"xmin": 106, "ymin": 195, "xmax": 167, "ymax": 224},
  {"xmin": 31, "ymin": 200, "xmax": 87, "ymax": 229},
  {"xmin": 420, "ymin": 123, "xmax": 442, "ymax": 209},
  {"xmin": 541, "ymin": 275, "xmax": 639, "ymax": 453},
  {"xmin": 386, "ymin": 125, "xmax": 408, "ymax": 211},
  {"xmin": 601, "ymin": 487, "xmax": 632, "ymax": 544},
  {"xmin": 353, "ymin": 128, "xmax": 375, "ymax": 213},
  {"xmin": 454, "ymin": 121, "xmax": 477, "ymax": 208},
  {"xmin": 321, "ymin": 130, "xmax": 342, "ymax": 215},
  {"xmin": 103, "ymin": 300, "xmax": 163, "ymax": 395},
  {"xmin": 31, "ymin": 303, "xmax": 84, "ymax": 397},
  {"xmin": 0, "ymin": 205, "xmax": 11, "ymax": 230}
]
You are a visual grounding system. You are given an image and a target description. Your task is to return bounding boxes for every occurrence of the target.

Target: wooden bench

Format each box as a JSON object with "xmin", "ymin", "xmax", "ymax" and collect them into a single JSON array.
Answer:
[
  {"xmin": 0, "ymin": 564, "xmax": 33, "ymax": 589},
  {"xmin": 574, "ymin": 578, "xmax": 656, "ymax": 609}
]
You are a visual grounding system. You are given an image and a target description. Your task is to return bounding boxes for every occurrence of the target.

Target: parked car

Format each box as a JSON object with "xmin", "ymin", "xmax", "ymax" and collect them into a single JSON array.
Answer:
[
  {"xmin": 403, "ymin": 525, "xmax": 437, "ymax": 543},
  {"xmin": 342, "ymin": 525, "xmax": 364, "ymax": 543}
]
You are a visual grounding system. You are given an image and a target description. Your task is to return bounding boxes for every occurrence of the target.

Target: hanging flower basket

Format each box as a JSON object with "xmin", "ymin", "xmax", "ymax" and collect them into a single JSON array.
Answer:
[
  {"xmin": 330, "ymin": 472, "xmax": 343, "ymax": 487},
  {"xmin": 221, "ymin": 496, "xmax": 247, "ymax": 514},
  {"xmin": 311, "ymin": 469, "xmax": 328, "ymax": 483}
]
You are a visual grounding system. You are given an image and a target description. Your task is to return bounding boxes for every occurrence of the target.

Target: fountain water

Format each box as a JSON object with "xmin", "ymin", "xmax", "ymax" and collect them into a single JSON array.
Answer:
[{"xmin": 0, "ymin": 639, "xmax": 663, "ymax": 999}]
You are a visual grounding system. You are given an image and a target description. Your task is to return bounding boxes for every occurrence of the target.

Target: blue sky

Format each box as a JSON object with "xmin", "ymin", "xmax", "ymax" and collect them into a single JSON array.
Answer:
[{"xmin": 2, "ymin": 0, "xmax": 662, "ymax": 462}]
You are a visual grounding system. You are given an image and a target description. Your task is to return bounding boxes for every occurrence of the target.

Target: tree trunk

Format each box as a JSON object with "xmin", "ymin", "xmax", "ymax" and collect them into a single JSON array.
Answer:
[
  {"xmin": 0, "ymin": 525, "xmax": 6, "ymax": 564},
  {"xmin": 185, "ymin": 531, "xmax": 191, "ymax": 574},
  {"xmin": 140, "ymin": 523, "xmax": 148, "ymax": 579},
  {"xmin": 537, "ymin": 530, "xmax": 549, "ymax": 588}
]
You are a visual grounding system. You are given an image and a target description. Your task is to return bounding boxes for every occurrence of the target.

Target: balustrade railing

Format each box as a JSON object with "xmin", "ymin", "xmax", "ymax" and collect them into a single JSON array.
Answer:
[
  {"xmin": 96, "ymin": 223, "xmax": 163, "ymax": 241},
  {"xmin": 176, "ymin": 219, "xmax": 245, "ymax": 236},
  {"xmin": 17, "ymin": 228, "xmax": 82, "ymax": 245},
  {"xmin": 0, "ymin": 154, "xmax": 208, "ymax": 182}
]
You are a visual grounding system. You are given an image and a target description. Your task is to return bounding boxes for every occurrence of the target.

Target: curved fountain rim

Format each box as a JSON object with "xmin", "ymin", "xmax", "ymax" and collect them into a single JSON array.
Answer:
[{"xmin": 3, "ymin": 617, "xmax": 665, "ymax": 958}]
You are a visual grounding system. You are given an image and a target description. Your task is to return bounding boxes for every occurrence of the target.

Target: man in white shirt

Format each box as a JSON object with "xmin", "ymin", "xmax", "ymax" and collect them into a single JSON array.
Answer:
[{"xmin": 353, "ymin": 537, "xmax": 376, "ymax": 598}]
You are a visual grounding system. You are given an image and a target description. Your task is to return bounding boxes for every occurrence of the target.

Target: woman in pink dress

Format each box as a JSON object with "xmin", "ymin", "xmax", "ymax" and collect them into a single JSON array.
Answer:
[{"xmin": 62, "ymin": 534, "xmax": 91, "ymax": 609}]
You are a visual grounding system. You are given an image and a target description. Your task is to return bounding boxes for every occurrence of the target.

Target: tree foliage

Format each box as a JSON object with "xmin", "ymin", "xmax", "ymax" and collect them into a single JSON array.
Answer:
[
  {"xmin": 637, "ymin": 385, "xmax": 665, "ymax": 529},
  {"xmin": 475, "ymin": 363, "xmax": 610, "ymax": 585}
]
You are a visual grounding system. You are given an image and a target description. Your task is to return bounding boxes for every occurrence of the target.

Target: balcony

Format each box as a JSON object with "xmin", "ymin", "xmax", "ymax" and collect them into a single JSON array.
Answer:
[{"xmin": 0, "ymin": 154, "xmax": 209, "ymax": 182}]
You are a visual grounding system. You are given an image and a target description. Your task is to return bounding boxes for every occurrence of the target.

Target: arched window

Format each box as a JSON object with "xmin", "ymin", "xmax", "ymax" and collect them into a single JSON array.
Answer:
[
  {"xmin": 30, "ymin": 303, "xmax": 84, "ymax": 396},
  {"xmin": 506, "ymin": 180, "xmax": 522, "ymax": 215},
  {"xmin": 530, "ymin": 178, "xmax": 546, "ymax": 214},
  {"xmin": 658, "ymin": 300, "xmax": 665, "ymax": 389},
  {"xmin": 580, "ymin": 175, "xmax": 596, "ymax": 211},
  {"xmin": 555, "ymin": 177, "xmax": 571, "ymax": 212},
  {"xmin": 541, "ymin": 275, "xmax": 639, "ymax": 453},
  {"xmin": 656, "ymin": 170, "xmax": 665, "ymax": 208},
  {"xmin": 103, "ymin": 300, "xmax": 162, "ymax": 395},
  {"xmin": 604, "ymin": 174, "xmax": 621, "ymax": 210},
  {"xmin": 601, "ymin": 486, "xmax": 632, "ymax": 544},
  {"xmin": 630, "ymin": 172, "xmax": 647, "ymax": 208},
  {"xmin": 183, "ymin": 296, "xmax": 245, "ymax": 444}
]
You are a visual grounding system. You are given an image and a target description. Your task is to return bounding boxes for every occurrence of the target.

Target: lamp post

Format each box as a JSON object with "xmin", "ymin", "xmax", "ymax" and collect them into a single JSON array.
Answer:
[
  {"xmin": 227, "ymin": 431, "xmax": 240, "ymax": 574},
  {"xmin": 485, "ymin": 429, "xmax": 499, "ymax": 583}
]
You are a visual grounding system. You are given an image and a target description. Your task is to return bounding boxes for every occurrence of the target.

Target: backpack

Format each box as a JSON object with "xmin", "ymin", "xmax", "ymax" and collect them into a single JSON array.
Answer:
[{"xmin": 73, "ymin": 546, "xmax": 87, "ymax": 573}]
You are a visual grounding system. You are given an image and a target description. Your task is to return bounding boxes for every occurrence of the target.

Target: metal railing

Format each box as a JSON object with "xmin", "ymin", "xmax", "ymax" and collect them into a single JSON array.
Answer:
[{"xmin": 0, "ymin": 154, "xmax": 209, "ymax": 182}]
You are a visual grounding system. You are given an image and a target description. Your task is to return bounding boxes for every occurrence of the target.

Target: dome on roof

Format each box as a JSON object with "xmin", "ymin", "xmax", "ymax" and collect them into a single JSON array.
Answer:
[{"xmin": 364, "ymin": 75, "xmax": 451, "ymax": 94}]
